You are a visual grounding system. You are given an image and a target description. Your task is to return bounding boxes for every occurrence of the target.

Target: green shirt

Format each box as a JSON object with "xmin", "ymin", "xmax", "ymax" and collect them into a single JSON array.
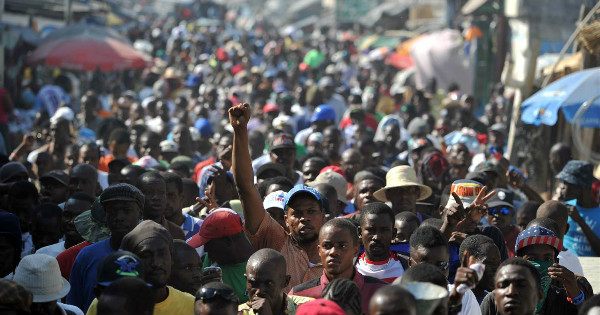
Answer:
[{"xmin": 203, "ymin": 255, "xmax": 249, "ymax": 303}]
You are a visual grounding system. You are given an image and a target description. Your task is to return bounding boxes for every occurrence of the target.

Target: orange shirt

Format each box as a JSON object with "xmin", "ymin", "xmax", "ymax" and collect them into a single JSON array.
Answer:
[{"xmin": 98, "ymin": 155, "xmax": 138, "ymax": 172}]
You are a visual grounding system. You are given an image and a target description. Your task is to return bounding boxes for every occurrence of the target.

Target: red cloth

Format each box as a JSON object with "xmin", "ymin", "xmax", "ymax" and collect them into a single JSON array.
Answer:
[
  {"xmin": 339, "ymin": 113, "xmax": 378, "ymax": 132},
  {"xmin": 56, "ymin": 241, "xmax": 92, "ymax": 281},
  {"xmin": 503, "ymin": 225, "xmax": 521, "ymax": 258},
  {"xmin": 193, "ymin": 156, "xmax": 216, "ymax": 183}
]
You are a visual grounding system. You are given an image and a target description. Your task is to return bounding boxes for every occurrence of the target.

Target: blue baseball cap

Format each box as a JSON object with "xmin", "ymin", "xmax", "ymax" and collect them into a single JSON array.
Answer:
[
  {"xmin": 185, "ymin": 74, "xmax": 203, "ymax": 87},
  {"xmin": 310, "ymin": 104, "xmax": 335, "ymax": 123},
  {"xmin": 194, "ymin": 118, "xmax": 214, "ymax": 136},
  {"xmin": 283, "ymin": 185, "xmax": 324, "ymax": 211}
]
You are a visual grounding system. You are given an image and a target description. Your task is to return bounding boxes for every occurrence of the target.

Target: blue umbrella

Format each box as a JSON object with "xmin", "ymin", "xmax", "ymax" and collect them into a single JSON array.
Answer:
[{"xmin": 521, "ymin": 67, "xmax": 600, "ymax": 127}]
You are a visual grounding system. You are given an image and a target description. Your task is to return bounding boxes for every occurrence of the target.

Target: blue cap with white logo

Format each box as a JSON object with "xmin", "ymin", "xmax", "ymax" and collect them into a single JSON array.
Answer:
[{"xmin": 283, "ymin": 185, "xmax": 324, "ymax": 211}]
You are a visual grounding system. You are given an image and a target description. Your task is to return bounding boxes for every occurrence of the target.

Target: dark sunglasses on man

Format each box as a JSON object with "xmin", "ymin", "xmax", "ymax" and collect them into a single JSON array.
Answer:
[
  {"xmin": 195, "ymin": 287, "xmax": 239, "ymax": 303},
  {"xmin": 488, "ymin": 207, "xmax": 511, "ymax": 216}
]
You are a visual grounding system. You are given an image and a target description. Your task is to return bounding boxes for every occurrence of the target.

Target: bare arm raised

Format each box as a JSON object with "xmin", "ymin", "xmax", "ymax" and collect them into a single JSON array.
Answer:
[{"xmin": 229, "ymin": 103, "xmax": 266, "ymax": 234}]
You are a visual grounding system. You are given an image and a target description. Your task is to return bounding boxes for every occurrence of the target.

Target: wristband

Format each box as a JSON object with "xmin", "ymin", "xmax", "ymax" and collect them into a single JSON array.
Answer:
[{"xmin": 567, "ymin": 290, "xmax": 584, "ymax": 305}]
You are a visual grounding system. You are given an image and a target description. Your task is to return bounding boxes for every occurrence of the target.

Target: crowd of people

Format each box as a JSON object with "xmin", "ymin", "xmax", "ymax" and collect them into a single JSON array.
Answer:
[{"xmin": 1, "ymin": 4, "xmax": 600, "ymax": 315}]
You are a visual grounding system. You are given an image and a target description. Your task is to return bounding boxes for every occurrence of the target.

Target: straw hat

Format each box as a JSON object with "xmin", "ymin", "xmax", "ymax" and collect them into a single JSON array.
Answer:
[
  {"xmin": 373, "ymin": 165, "xmax": 432, "ymax": 202},
  {"xmin": 13, "ymin": 254, "xmax": 70, "ymax": 303}
]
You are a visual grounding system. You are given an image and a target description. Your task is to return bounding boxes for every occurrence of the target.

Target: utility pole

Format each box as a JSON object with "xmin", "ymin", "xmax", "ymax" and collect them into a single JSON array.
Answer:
[{"xmin": 65, "ymin": 0, "xmax": 73, "ymax": 25}]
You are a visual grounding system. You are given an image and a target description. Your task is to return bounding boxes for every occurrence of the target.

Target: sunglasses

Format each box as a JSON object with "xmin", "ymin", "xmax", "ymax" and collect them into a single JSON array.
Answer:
[
  {"xmin": 195, "ymin": 287, "xmax": 238, "ymax": 303},
  {"xmin": 489, "ymin": 207, "xmax": 512, "ymax": 216}
]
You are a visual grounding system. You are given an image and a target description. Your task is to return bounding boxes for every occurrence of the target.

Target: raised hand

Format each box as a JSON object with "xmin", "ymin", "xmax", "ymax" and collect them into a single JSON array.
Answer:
[
  {"xmin": 548, "ymin": 263, "xmax": 580, "ymax": 298},
  {"xmin": 228, "ymin": 103, "xmax": 251, "ymax": 130},
  {"xmin": 459, "ymin": 186, "xmax": 496, "ymax": 223}
]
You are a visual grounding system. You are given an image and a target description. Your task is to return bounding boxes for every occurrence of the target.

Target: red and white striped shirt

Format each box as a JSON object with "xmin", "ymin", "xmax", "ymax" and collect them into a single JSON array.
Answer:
[{"xmin": 355, "ymin": 252, "xmax": 405, "ymax": 283}]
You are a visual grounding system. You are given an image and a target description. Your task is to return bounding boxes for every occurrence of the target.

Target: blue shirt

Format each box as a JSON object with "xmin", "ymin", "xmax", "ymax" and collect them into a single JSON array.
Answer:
[
  {"xmin": 563, "ymin": 199, "xmax": 600, "ymax": 256},
  {"xmin": 66, "ymin": 238, "xmax": 114, "ymax": 312}
]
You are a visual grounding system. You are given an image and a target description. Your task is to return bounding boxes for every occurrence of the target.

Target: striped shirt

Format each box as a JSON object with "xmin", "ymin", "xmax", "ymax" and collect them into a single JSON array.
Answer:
[{"xmin": 355, "ymin": 252, "xmax": 406, "ymax": 283}]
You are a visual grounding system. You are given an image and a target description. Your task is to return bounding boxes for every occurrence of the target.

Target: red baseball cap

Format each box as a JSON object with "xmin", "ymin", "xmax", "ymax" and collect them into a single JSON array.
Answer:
[
  {"xmin": 187, "ymin": 209, "xmax": 243, "ymax": 248},
  {"xmin": 296, "ymin": 299, "xmax": 346, "ymax": 315},
  {"xmin": 319, "ymin": 166, "xmax": 347, "ymax": 180},
  {"xmin": 263, "ymin": 102, "xmax": 280, "ymax": 113}
]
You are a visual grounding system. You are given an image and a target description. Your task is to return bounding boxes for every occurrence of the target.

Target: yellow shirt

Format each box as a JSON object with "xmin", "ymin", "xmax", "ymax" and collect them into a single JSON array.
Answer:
[
  {"xmin": 86, "ymin": 286, "xmax": 195, "ymax": 315},
  {"xmin": 237, "ymin": 295, "xmax": 313, "ymax": 315}
]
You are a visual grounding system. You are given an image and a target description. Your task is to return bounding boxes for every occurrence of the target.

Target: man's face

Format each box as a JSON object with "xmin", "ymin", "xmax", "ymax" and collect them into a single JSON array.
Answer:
[
  {"xmin": 394, "ymin": 220, "xmax": 419, "ymax": 243},
  {"xmin": 301, "ymin": 161, "xmax": 322, "ymax": 183},
  {"xmin": 516, "ymin": 211, "xmax": 536, "ymax": 231},
  {"xmin": 383, "ymin": 125, "xmax": 399, "ymax": 148},
  {"xmin": 64, "ymin": 150, "xmax": 78, "ymax": 172},
  {"xmin": 386, "ymin": 186, "xmax": 420, "ymax": 214},
  {"xmin": 494, "ymin": 265, "xmax": 541, "ymax": 315},
  {"xmin": 69, "ymin": 170, "xmax": 97, "ymax": 197},
  {"xmin": 448, "ymin": 144, "xmax": 470, "ymax": 167},
  {"xmin": 318, "ymin": 226, "xmax": 359, "ymax": 279},
  {"xmin": 164, "ymin": 181, "xmax": 182, "ymax": 220},
  {"xmin": 136, "ymin": 238, "xmax": 172, "ymax": 287},
  {"xmin": 355, "ymin": 179, "xmax": 382, "ymax": 210},
  {"xmin": 341, "ymin": 152, "xmax": 362, "ymax": 182},
  {"xmin": 62, "ymin": 199, "xmax": 91, "ymax": 245},
  {"xmin": 557, "ymin": 181, "xmax": 582, "ymax": 202},
  {"xmin": 79, "ymin": 147, "xmax": 100, "ymax": 169},
  {"xmin": 285, "ymin": 196, "xmax": 324, "ymax": 244},
  {"xmin": 519, "ymin": 244, "xmax": 556, "ymax": 263},
  {"xmin": 477, "ymin": 244, "xmax": 502, "ymax": 292},
  {"xmin": 267, "ymin": 208, "xmax": 287, "ymax": 232},
  {"xmin": 138, "ymin": 178, "xmax": 167, "ymax": 221},
  {"xmin": 361, "ymin": 214, "xmax": 395, "ymax": 262},
  {"xmin": 245, "ymin": 260, "xmax": 288, "ymax": 308},
  {"xmin": 31, "ymin": 216, "xmax": 62, "ymax": 250},
  {"xmin": 306, "ymin": 141, "xmax": 322, "ymax": 154},
  {"xmin": 486, "ymin": 206, "xmax": 515, "ymax": 232},
  {"xmin": 173, "ymin": 125, "xmax": 191, "ymax": 148},
  {"xmin": 40, "ymin": 179, "xmax": 68, "ymax": 204},
  {"xmin": 104, "ymin": 201, "xmax": 140, "ymax": 238},
  {"xmin": 269, "ymin": 148, "xmax": 296, "ymax": 170},
  {"xmin": 139, "ymin": 136, "xmax": 160, "ymax": 159},
  {"xmin": 9, "ymin": 199, "xmax": 34, "ymax": 233},
  {"xmin": 322, "ymin": 131, "xmax": 341, "ymax": 156},
  {"xmin": 169, "ymin": 249, "xmax": 202, "ymax": 295},
  {"xmin": 410, "ymin": 245, "xmax": 450, "ymax": 277}
]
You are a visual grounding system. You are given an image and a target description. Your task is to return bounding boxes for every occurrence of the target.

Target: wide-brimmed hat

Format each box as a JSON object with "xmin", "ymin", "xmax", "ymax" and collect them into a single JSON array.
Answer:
[
  {"xmin": 13, "ymin": 254, "xmax": 70, "ymax": 303},
  {"xmin": 374, "ymin": 166, "xmax": 432, "ymax": 202}
]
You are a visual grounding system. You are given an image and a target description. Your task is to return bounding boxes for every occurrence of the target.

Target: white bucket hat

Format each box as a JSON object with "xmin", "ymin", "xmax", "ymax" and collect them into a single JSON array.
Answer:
[
  {"xmin": 13, "ymin": 254, "xmax": 70, "ymax": 303},
  {"xmin": 374, "ymin": 165, "xmax": 432, "ymax": 202}
]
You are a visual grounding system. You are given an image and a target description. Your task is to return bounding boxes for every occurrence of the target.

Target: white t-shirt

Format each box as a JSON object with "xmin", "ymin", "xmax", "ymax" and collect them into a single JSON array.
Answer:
[
  {"xmin": 36, "ymin": 241, "xmax": 66, "ymax": 258},
  {"xmin": 558, "ymin": 249, "xmax": 584, "ymax": 276},
  {"xmin": 447, "ymin": 284, "xmax": 482, "ymax": 315}
]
